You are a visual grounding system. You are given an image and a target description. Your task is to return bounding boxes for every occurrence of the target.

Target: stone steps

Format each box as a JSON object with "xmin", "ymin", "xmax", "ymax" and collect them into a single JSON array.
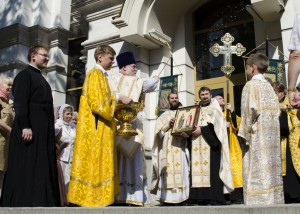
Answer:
[{"xmin": 1, "ymin": 204, "xmax": 300, "ymax": 214}]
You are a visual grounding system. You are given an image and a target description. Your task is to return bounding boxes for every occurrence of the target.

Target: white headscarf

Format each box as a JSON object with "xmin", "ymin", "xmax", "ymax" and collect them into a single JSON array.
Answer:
[{"xmin": 58, "ymin": 104, "xmax": 74, "ymax": 126}]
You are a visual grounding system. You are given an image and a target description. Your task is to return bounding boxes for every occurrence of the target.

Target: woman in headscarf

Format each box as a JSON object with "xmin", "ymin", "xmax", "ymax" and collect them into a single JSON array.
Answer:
[
  {"xmin": 71, "ymin": 111, "xmax": 78, "ymax": 126},
  {"xmin": 55, "ymin": 104, "xmax": 76, "ymax": 205},
  {"xmin": 0, "ymin": 76, "xmax": 14, "ymax": 195}
]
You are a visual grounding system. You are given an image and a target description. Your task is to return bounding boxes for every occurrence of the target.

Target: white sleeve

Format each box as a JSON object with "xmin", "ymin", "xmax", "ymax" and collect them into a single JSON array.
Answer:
[
  {"xmin": 288, "ymin": 14, "xmax": 300, "ymax": 51},
  {"xmin": 54, "ymin": 121, "xmax": 62, "ymax": 136},
  {"xmin": 142, "ymin": 77, "xmax": 159, "ymax": 93},
  {"xmin": 159, "ymin": 130, "xmax": 166, "ymax": 139}
]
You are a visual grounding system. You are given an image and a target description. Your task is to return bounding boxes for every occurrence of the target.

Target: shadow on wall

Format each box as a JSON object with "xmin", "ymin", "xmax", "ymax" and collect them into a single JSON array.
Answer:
[
  {"xmin": 0, "ymin": 0, "xmax": 22, "ymax": 28},
  {"xmin": 0, "ymin": 0, "xmax": 64, "ymax": 29}
]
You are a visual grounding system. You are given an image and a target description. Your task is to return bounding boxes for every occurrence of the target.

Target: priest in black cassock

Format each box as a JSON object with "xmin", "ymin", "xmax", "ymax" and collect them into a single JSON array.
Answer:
[
  {"xmin": 188, "ymin": 87, "xmax": 233, "ymax": 205},
  {"xmin": 0, "ymin": 45, "xmax": 61, "ymax": 207}
]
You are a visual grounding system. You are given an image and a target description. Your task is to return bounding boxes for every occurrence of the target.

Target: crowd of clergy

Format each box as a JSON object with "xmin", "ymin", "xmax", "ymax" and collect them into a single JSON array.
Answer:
[
  {"xmin": 0, "ymin": 45, "xmax": 298, "ymax": 208},
  {"xmin": 152, "ymin": 79, "xmax": 300, "ymax": 206},
  {"xmin": 0, "ymin": 14, "xmax": 299, "ymax": 208}
]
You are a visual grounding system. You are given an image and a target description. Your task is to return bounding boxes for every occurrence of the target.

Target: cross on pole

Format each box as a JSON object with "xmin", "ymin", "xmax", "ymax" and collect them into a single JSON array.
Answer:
[
  {"xmin": 209, "ymin": 33, "xmax": 246, "ymax": 75},
  {"xmin": 209, "ymin": 33, "xmax": 246, "ymax": 139}
]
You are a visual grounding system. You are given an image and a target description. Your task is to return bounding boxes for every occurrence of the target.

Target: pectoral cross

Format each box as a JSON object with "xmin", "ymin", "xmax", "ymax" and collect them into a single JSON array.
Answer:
[{"xmin": 209, "ymin": 33, "xmax": 246, "ymax": 75}]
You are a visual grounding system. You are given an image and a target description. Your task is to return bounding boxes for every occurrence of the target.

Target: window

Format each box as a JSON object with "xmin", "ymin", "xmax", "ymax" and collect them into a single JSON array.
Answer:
[
  {"xmin": 194, "ymin": 0, "xmax": 255, "ymax": 81},
  {"xmin": 66, "ymin": 37, "xmax": 87, "ymax": 110}
]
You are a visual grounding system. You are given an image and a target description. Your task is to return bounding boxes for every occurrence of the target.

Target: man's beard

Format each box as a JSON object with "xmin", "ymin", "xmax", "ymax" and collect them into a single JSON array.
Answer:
[
  {"xmin": 170, "ymin": 102, "xmax": 180, "ymax": 110},
  {"xmin": 200, "ymin": 99, "xmax": 211, "ymax": 106}
]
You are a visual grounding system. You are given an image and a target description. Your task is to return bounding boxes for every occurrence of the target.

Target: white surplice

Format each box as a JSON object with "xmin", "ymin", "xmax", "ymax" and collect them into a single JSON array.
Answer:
[
  {"xmin": 190, "ymin": 98, "xmax": 233, "ymax": 193},
  {"xmin": 105, "ymin": 68, "xmax": 158, "ymax": 206},
  {"xmin": 151, "ymin": 110, "xmax": 190, "ymax": 203}
]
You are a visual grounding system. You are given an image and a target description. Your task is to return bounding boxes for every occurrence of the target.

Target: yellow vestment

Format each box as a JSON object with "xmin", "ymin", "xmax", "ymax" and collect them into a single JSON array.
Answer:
[
  {"xmin": 223, "ymin": 111, "xmax": 243, "ymax": 188},
  {"xmin": 68, "ymin": 67, "xmax": 119, "ymax": 207},
  {"xmin": 287, "ymin": 108, "xmax": 300, "ymax": 177},
  {"xmin": 279, "ymin": 96, "xmax": 300, "ymax": 177},
  {"xmin": 279, "ymin": 97, "xmax": 289, "ymax": 176}
]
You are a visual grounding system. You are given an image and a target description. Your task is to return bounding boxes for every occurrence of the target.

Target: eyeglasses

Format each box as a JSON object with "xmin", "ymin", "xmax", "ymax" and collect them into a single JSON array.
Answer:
[
  {"xmin": 36, "ymin": 53, "xmax": 49, "ymax": 58},
  {"xmin": 127, "ymin": 64, "xmax": 138, "ymax": 69}
]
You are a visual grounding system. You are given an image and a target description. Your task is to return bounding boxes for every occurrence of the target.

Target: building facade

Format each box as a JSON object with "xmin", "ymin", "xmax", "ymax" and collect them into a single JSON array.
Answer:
[{"xmin": 1, "ymin": 0, "xmax": 299, "ymax": 179}]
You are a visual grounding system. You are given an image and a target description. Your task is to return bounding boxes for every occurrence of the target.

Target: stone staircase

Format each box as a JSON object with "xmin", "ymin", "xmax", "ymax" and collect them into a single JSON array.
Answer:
[{"xmin": 1, "ymin": 204, "xmax": 300, "ymax": 214}]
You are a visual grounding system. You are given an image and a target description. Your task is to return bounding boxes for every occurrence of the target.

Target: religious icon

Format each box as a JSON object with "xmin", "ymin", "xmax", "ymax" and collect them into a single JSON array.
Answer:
[
  {"xmin": 184, "ymin": 111, "xmax": 193, "ymax": 128},
  {"xmin": 171, "ymin": 105, "xmax": 200, "ymax": 136},
  {"xmin": 159, "ymin": 89, "xmax": 171, "ymax": 110},
  {"xmin": 177, "ymin": 113, "xmax": 185, "ymax": 130}
]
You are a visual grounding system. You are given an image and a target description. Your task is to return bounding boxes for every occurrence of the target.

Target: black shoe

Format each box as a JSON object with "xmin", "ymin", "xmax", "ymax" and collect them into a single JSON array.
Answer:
[
  {"xmin": 231, "ymin": 199, "xmax": 244, "ymax": 204},
  {"xmin": 197, "ymin": 200, "xmax": 209, "ymax": 206},
  {"xmin": 183, "ymin": 200, "xmax": 196, "ymax": 206},
  {"xmin": 179, "ymin": 201, "xmax": 189, "ymax": 206},
  {"xmin": 68, "ymin": 203, "xmax": 80, "ymax": 207},
  {"xmin": 161, "ymin": 202, "xmax": 178, "ymax": 206},
  {"xmin": 208, "ymin": 200, "xmax": 225, "ymax": 206},
  {"xmin": 288, "ymin": 198, "xmax": 300, "ymax": 204}
]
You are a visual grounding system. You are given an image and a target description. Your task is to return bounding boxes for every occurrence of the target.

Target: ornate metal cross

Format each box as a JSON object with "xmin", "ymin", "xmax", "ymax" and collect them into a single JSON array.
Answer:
[{"xmin": 209, "ymin": 33, "xmax": 246, "ymax": 75}]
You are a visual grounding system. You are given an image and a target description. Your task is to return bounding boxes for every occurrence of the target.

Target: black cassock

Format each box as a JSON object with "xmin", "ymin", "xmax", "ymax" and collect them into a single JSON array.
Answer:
[
  {"xmin": 188, "ymin": 123, "xmax": 226, "ymax": 205},
  {"xmin": 1, "ymin": 66, "xmax": 60, "ymax": 207}
]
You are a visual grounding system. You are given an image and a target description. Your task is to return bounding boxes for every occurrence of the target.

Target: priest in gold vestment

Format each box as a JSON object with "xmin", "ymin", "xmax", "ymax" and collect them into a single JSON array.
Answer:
[
  {"xmin": 238, "ymin": 53, "xmax": 284, "ymax": 205},
  {"xmin": 151, "ymin": 93, "xmax": 190, "ymax": 204},
  {"xmin": 285, "ymin": 102, "xmax": 300, "ymax": 203},
  {"xmin": 68, "ymin": 45, "xmax": 119, "ymax": 207},
  {"xmin": 274, "ymin": 82, "xmax": 300, "ymax": 203},
  {"xmin": 189, "ymin": 87, "xmax": 233, "ymax": 205}
]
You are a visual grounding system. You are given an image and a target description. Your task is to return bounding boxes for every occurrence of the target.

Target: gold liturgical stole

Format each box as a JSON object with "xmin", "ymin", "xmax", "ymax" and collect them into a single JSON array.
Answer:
[
  {"xmin": 117, "ymin": 75, "xmax": 144, "ymax": 102},
  {"xmin": 191, "ymin": 109, "xmax": 211, "ymax": 187},
  {"xmin": 191, "ymin": 137, "xmax": 211, "ymax": 187},
  {"xmin": 164, "ymin": 136, "xmax": 183, "ymax": 188}
]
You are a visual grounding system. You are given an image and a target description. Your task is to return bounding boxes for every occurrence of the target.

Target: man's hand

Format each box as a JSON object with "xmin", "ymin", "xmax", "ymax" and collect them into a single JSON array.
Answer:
[
  {"xmin": 180, "ymin": 132, "xmax": 189, "ymax": 138},
  {"xmin": 168, "ymin": 118, "xmax": 176, "ymax": 129},
  {"xmin": 191, "ymin": 125, "xmax": 201, "ymax": 137},
  {"xmin": 226, "ymin": 103, "xmax": 232, "ymax": 112},
  {"xmin": 153, "ymin": 76, "xmax": 160, "ymax": 81},
  {"xmin": 119, "ymin": 95, "xmax": 133, "ymax": 105},
  {"xmin": 289, "ymin": 91, "xmax": 300, "ymax": 108},
  {"xmin": 22, "ymin": 128, "xmax": 32, "ymax": 142}
]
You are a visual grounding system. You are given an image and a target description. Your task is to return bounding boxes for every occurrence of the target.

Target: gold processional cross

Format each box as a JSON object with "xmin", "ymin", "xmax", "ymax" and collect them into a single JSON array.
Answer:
[
  {"xmin": 209, "ymin": 33, "xmax": 246, "ymax": 76},
  {"xmin": 209, "ymin": 33, "xmax": 246, "ymax": 125}
]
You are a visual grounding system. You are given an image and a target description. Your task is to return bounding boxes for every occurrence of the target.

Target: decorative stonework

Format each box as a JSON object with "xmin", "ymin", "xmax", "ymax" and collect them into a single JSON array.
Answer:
[
  {"xmin": 72, "ymin": 0, "xmax": 124, "ymax": 16},
  {"xmin": 0, "ymin": 60, "xmax": 27, "ymax": 73},
  {"xmin": 111, "ymin": 0, "xmax": 135, "ymax": 28},
  {"xmin": 44, "ymin": 64, "xmax": 67, "ymax": 75},
  {"xmin": 81, "ymin": 32, "xmax": 121, "ymax": 50},
  {"xmin": 86, "ymin": 4, "xmax": 123, "ymax": 22},
  {"xmin": 0, "ymin": 24, "xmax": 73, "ymax": 50}
]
